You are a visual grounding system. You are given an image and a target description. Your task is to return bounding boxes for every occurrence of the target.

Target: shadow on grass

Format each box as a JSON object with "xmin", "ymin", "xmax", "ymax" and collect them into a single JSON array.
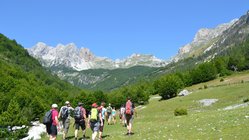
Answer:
[
  {"xmin": 124, "ymin": 132, "xmax": 135, "ymax": 136},
  {"xmin": 102, "ymin": 134, "xmax": 110, "ymax": 139},
  {"xmin": 66, "ymin": 135, "xmax": 90, "ymax": 139}
]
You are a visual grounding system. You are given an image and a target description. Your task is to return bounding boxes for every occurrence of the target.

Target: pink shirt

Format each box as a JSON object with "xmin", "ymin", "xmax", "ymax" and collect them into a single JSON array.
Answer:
[
  {"xmin": 80, "ymin": 107, "xmax": 86, "ymax": 119},
  {"xmin": 51, "ymin": 109, "xmax": 59, "ymax": 125}
]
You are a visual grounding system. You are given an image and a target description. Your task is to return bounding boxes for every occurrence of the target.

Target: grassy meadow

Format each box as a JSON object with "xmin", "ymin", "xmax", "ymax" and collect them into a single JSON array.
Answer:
[{"xmin": 42, "ymin": 72, "xmax": 249, "ymax": 139}]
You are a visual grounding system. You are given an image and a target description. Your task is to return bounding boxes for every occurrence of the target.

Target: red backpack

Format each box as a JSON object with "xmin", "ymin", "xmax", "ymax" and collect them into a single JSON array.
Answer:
[{"xmin": 125, "ymin": 100, "xmax": 133, "ymax": 115}]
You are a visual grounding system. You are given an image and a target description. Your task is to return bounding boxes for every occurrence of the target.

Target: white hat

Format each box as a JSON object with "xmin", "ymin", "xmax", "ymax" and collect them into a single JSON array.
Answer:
[
  {"xmin": 65, "ymin": 101, "xmax": 70, "ymax": 104},
  {"xmin": 52, "ymin": 104, "xmax": 58, "ymax": 108}
]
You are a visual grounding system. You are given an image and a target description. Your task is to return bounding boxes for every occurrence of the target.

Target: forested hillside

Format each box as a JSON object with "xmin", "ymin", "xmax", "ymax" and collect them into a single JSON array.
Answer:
[
  {"xmin": 0, "ymin": 34, "xmax": 84, "ymax": 138},
  {"xmin": 0, "ymin": 33, "xmax": 153, "ymax": 138}
]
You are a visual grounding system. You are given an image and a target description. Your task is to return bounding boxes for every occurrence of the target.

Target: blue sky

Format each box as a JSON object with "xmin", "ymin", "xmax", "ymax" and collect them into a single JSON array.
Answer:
[{"xmin": 0, "ymin": 0, "xmax": 248, "ymax": 60}]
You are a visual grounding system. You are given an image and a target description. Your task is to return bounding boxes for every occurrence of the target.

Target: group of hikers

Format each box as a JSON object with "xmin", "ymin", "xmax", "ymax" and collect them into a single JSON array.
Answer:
[{"xmin": 44, "ymin": 97, "xmax": 136, "ymax": 140}]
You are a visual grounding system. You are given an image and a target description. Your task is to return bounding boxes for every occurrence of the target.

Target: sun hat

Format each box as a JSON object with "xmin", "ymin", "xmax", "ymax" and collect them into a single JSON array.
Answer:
[
  {"xmin": 52, "ymin": 104, "xmax": 58, "ymax": 108},
  {"xmin": 65, "ymin": 101, "xmax": 70, "ymax": 105},
  {"xmin": 78, "ymin": 102, "xmax": 83, "ymax": 106}
]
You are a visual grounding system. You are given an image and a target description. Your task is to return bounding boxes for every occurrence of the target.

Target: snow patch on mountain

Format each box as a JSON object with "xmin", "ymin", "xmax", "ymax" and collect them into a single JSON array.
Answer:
[{"xmin": 28, "ymin": 43, "xmax": 168, "ymax": 71}]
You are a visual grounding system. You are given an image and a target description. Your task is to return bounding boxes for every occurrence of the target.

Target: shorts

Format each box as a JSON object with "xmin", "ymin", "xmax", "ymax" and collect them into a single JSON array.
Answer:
[
  {"xmin": 90, "ymin": 121, "xmax": 100, "ymax": 132},
  {"xmin": 75, "ymin": 120, "xmax": 86, "ymax": 130},
  {"xmin": 125, "ymin": 114, "xmax": 133, "ymax": 124},
  {"xmin": 50, "ymin": 125, "xmax": 57, "ymax": 136},
  {"xmin": 62, "ymin": 118, "xmax": 70, "ymax": 133},
  {"xmin": 99, "ymin": 120, "xmax": 105, "ymax": 132},
  {"xmin": 46, "ymin": 123, "xmax": 52, "ymax": 135}
]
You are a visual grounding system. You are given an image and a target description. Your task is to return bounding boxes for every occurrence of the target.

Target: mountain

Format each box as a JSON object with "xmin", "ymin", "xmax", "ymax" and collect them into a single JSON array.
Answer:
[
  {"xmin": 173, "ymin": 18, "xmax": 239, "ymax": 62},
  {"xmin": 27, "ymin": 42, "xmax": 168, "ymax": 91},
  {"xmin": 162, "ymin": 10, "xmax": 249, "ymax": 76},
  {"xmin": 28, "ymin": 42, "xmax": 168, "ymax": 71},
  {"xmin": 28, "ymin": 11, "xmax": 249, "ymax": 91}
]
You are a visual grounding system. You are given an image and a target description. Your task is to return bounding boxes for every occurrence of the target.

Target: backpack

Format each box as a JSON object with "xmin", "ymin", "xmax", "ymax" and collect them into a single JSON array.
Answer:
[
  {"xmin": 43, "ymin": 110, "xmax": 52, "ymax": 125},
  {"xmin": 125, "ymin": 100, "xmax": 133, "ymax": 115},
  {"xmin": 106, "ymin": 106, "xmax": 112, "ymax": 114},
  {"xmin": 61, "ymin": 106, "xmax": 68, "ymax": 119},
  {"xmin": 90, "ymin": 108, "xmax": 98, "ymax": 122},
  {"xmin": 74, "ymin": 107, "xmax": 83, "ymax": 120}
]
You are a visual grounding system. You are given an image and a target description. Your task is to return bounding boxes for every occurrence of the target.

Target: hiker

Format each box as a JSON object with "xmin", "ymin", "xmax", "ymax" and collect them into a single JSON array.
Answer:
[
  {"xmin": 58, "ymin": 101, "xmax": 74, "ymax": 140},
  {"xmin": 74, "ymin": 102, "xmax": 87, "ymax": 140},
  {"xmin": 88, "ymin": 103, "xmax": 103, "ymax": 140},
  {"xmin": 50, "ymin": 104, "xmax": 60, "ymax": 140},
  {"xmin": 119, "ymin": 104, "xmax": 126, "ymax": 126},
  {"xmin": 106, "ymin": 103, "xmax": 112, "ymax": 125},
  {"xmin": 125, "ymin": 97, "xmax": 135, "ymax": 135},
  {"xmin": 98, "ymin": 102, "xmax": 107, "ymax": 140},
  {"xmin": 112, "ymin": 107, "xmax": 116, "ymax": 125}
]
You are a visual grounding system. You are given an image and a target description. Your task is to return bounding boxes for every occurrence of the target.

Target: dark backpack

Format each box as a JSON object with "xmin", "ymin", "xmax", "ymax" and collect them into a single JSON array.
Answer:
[
  {"xmin": 74, "ymin": 107, "xmax": 83, "ymax": 120},
  {"xmin": 61, "ymin": 107, "xmax": 68, "ymax": 119},
  {"xmin": 125, "ymin": 100, "xmax": 133, "ymax": 115},
  {"xmin": 43, "ymin": 110, "xmax": 52, "ymax": 125}
]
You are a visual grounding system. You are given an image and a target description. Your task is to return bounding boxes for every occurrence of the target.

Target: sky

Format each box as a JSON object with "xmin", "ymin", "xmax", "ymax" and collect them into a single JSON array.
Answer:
[{"xmin": 0, "ymin": 0, "xmax": 248, "ymax": 60}]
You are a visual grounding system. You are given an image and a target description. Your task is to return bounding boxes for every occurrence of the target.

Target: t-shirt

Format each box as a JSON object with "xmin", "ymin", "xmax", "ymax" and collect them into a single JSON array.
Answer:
[
  {"xmin": 120, "ymin": 107, "xmax": 125, "ymax": 115},
  {"xmin": 112, "ymin": 109, "xmax": 116, "ymax": 116},
  {"xmin": 80, "ymin": 106, "xmax": 86, "ymax": 119},
  {"xmin": 101, "ymin": 107, "xmax": 106, "ymax": 120},
  {"xmin": 51, "ymin": 109, "xmax": 59, "ymax": 126}
]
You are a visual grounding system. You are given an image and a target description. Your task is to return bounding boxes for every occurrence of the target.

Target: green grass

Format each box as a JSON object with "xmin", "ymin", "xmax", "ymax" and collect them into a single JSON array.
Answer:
[{"xmin": 42, "ymin": 75, "xmax": 249, "ymax": 139}]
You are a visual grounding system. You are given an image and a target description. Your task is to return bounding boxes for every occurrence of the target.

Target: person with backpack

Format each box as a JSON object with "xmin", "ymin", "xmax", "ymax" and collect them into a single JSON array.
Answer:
[
  {"xmin": 98, "ymin": 102, "xmax": 107, "ymax": 140},
  {"xmin": 88, "ymin": 103, "xmax": 103, "ymax": 140},
  {"xmin": 106, "ymin": 103, "xmax": 112, "ymax": 125},
  {"xmin": 74, "ymin": 102, "xmax": 87, "ymax": 140},
  {"xmin": 125, "ymin": 97, "xmax": 135, "ymax": 135},
  {"xmin": 45, "ymin": 103, "xmax": 59, "ymax": 140},
  {"xmin": 58, "ymin": 101, "xmax": 74, "ymax": 140}
]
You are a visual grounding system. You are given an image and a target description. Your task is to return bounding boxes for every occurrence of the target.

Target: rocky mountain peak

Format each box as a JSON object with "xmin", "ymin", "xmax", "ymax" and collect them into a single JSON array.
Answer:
[
  {"xmin": 173, "ymin": 18, "xmax": 238, "ymax": 62},
  {"xmin": 27, "ymin": 43, "xmax": 168, "ymax": 71}
]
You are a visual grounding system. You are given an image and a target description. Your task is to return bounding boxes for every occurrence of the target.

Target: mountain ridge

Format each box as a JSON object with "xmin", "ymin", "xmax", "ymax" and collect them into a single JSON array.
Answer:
[{"xmin": 28, "ymin": 43, "xmax": 168, "ymax": 71}]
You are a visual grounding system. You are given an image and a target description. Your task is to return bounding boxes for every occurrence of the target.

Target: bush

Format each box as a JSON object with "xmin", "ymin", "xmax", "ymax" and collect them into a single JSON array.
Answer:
[
  {"xmin": 204, "ymin": 85, "xmax": 208, "ymax": 89},
  {"xmin": 157, "ymin": 74, "xmax": 184, "ymax": 100},
  {"xmin": 220, "ymin": 78, "xmax": 224, "ymax": 82},
  {"xmin": 243, "ymin": 98, "xmax": 249, "ymax": 103},
  {"xmin": 174, "ymin": 108, "xmax": 188, "ymax": 116}
]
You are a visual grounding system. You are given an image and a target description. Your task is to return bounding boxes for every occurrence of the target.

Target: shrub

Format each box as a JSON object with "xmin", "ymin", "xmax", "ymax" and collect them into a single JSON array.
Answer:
[
  {"xmin": 243, "ymin": 98, "xmax": 249, "ymax": 103},
  {"xmin": 204, "ymin": 85, "xmax": 208, "ymax": 89},
  {"xmin": 174, "ymin": 108, "xmax": 188, "ymax": 116},
  {"xmin": 220, "ymin": 78, "xmax": 224, "ymax": 82},
  {"xmin": 157, "ymin": 74, "xmax": 184, "ymax": 100}
]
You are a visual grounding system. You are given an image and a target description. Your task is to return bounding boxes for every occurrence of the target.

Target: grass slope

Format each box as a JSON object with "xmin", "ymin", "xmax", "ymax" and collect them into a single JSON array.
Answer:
[{"xmin": 42, "ymin": 74, "xmax": 249, "ymax": 140}]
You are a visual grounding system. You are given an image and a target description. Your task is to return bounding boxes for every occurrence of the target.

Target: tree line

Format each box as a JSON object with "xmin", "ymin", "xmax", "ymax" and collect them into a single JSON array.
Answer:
[{"xmin": 1, "ymin": 33, "xmax": 249, "ymax": 138}]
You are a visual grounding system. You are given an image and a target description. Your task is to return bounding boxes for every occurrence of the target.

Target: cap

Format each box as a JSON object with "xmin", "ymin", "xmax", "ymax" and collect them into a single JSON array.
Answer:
[
  {"xmin": 52, "ymin": 104, "xmax": 58, "ymax": 108},
  {"xmin": 92, "ymin": 103, "xmax": 98, "ymax": 108},
  {"xmin": 78, "ymin": 102, "xmax": 83, "ymax": 106},
  {"xmin": 65, "ymin": 101, "xmax": 70, "ymax": 105}
]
